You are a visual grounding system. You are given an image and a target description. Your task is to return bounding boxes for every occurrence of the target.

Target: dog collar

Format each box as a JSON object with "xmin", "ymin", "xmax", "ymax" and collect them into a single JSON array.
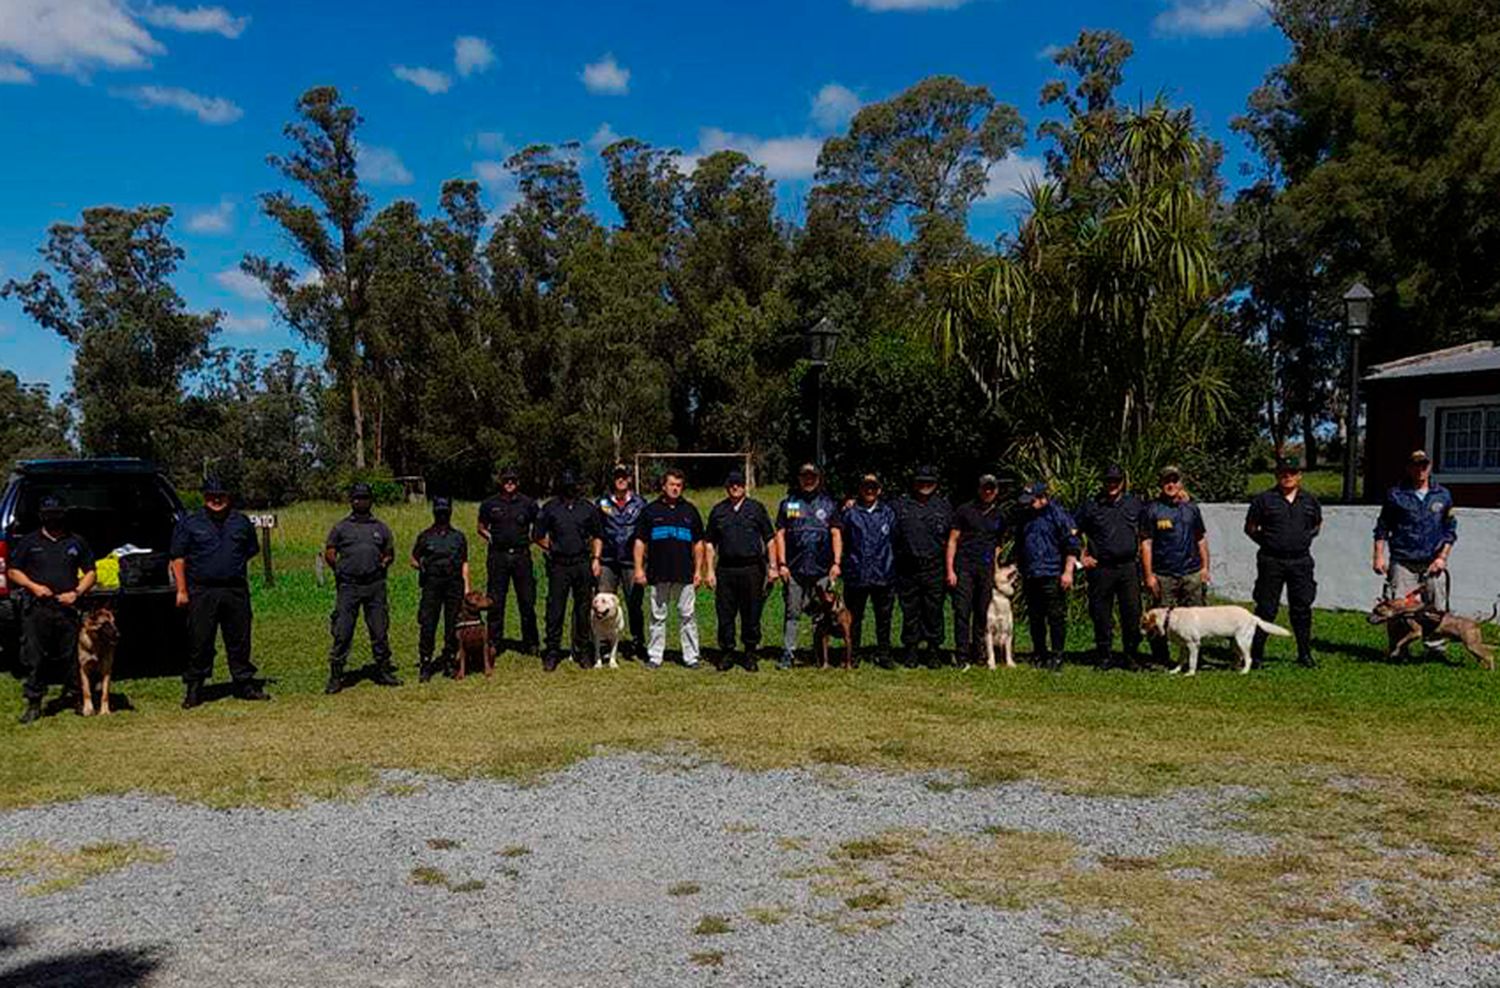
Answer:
[
  {"xmin": 455, "ymin": 619, "xmax": 484, "ymax": 629},
  {"xmin": 1163, "ymin": 606, "xmax": 1175, "ymax": 636}
]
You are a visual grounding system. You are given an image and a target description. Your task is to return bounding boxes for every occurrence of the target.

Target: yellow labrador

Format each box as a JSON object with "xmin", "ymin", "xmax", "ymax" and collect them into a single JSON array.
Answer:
[
  {"xmin": 983, "ymin": 563, "xmax": 1020, "ymax": 669},
  {"xmin": 1142, "ymin": 605, "xmax": 1289, "ymax": 675}
]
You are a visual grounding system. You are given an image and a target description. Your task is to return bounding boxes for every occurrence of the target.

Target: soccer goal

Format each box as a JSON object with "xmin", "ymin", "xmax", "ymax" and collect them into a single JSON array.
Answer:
[{"xmin": 632, "ymin": 451, "xmax": 757, "ymax": 493}]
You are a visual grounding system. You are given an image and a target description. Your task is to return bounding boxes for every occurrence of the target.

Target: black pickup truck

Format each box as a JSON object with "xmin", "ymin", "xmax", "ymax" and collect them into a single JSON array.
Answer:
[{"xmin": 0, "ymin": 458, "xmax": 187, "ymax": 676}]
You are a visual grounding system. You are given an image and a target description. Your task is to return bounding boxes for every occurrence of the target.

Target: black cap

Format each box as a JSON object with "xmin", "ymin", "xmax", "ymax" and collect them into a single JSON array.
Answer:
[
  {"xmin": 1103, "ymin": 464, "xmax": 1126, "ymax": 483},
  {"xmin": 1158, "ymin": 464, "xmax": 1183, "ymax": 483},
  {"xmin": 725, "ymin": 469, "xmax": 746, "ymax": 486},
  {"xmin": 978, "ymin": 473, "xmax": 999, "ymax": 488},
  {"xmin": 798, "ymin": 462, "xmax": 821, "ymax": 476},
  {"xmin": 39, "ymin": 494, "xmax": 64, "ymax": 513},
  {"xmin": 914, "ymin": 465, "xmax": 938, "ymax": 483},
  {"xmin": 1409, "ymin": 449, "xmax": 1431, "ymax": 465},
  {"xmin": 558, "ymin": 468, "xmax": 580, "ymax": 488},
  {"xmin": 499, "ymin": 466, "xmax": 520, "ymax": 481},
  {"xmin": 1274, "ymin": 455, "xmax": 1302, "ymax": 472},
  {"xmin": 859, "ymin": 472, "xmax": 881, "ymax": 489},
  {"xmin": 202, "ymin": 474, "xmax": 230, "ymax": 495},
  {"xmin": 350, "ymin": 482, "xmax": 374, "ymax": 499},
  {"xmin": 611, "ymin": 463, "xmax": 631, "ymax": 477},
  {"xmin": 432, "ymin": 496, "xmax": 452, "ymax": 512},
  {"xmin": 1018, "ymin": 481, "xmax": 1048, "ymax": 506}
]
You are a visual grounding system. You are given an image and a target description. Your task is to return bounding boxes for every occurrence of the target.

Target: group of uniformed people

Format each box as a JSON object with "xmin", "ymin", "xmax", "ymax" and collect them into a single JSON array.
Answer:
[{"xmin": 8, "ymin": 446, "xmax": 1461, "ymax": 721}]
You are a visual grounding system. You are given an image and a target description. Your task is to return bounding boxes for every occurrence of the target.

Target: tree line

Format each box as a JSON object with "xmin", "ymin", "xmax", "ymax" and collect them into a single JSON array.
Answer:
[{"xmin": 5, "ymin": 11, "xmax": 1494, "ymax": 503}]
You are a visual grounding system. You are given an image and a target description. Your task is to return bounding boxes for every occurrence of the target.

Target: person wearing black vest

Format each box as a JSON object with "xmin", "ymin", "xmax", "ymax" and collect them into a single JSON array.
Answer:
[
  {"xmin": 10, "ymin": 495, "xmax": 96, "ymax": 724},
  {"xmin": 478, "ymin": 466, "xmax": 540, "ymax": 656},
  {"xmin": 411, "ymin": 497, "xmax": 469, "ymax": 682},
  {"xmin": 893, "ymin": 465, "xmax": 953, "ymax": 668},
  {"xmin": 535, "ymin": 469, "xmax": 601, "ymax": 671},
  {"xmin": 170, "ymin": 475, "xmax": 268, "ymax": 708},
  {"xmin": 1245, "ymin": 456, "xmax": 1321, "ymax": 668},
  {"xmin": 705, "ymin": 468, "xmax": 774, "ymax": 672},
  {"xmin": 324, "ymin": 483, "xmax": 398, "ymax": 693},
  {"xmin": 947, "ymin": 474, "xmax": 1007, "ymax": 670},
  {"xmin": 1075, "ymin": 464, "xmax": 1145, "ymax": 670},
  {"xmin": 772, "ymin": 463, "xmax": 842, "ymax": 670}
]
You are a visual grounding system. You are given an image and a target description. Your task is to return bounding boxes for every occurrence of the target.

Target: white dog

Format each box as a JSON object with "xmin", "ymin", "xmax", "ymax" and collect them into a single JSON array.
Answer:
[
  {"xmin": 590, "ymin": 591, "xmax": 626, "ymax": 669},
  {"xmin": 983, "ymin": 563, "xmax": 1021, "ymax": 669},
  {"xmin": 1142, "ymin": 605, "xmax": 1290, "ymax": 675}
]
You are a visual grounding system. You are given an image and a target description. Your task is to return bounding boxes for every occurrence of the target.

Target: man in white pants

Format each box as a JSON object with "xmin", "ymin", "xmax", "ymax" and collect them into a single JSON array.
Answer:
[{"xmin": 633, "ymin": 466, "xmax": 706, "ymax": 668}]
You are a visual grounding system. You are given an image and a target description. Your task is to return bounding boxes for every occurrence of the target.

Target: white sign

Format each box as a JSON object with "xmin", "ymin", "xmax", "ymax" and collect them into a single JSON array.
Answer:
[{"xmin": 248, "ymin": 514, "xmax": 277, "ymax": 529}]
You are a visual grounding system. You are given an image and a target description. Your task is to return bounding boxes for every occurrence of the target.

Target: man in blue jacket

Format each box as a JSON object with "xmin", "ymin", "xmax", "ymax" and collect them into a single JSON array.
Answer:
[
  {"xmin": 1014, "ymin": 482, "xmax": 1080, "ymax": 672},
  {"xmin": 594, "ymin": 464, "xmax": 647, "ymax": 659},
  {"xmin": 839, "ymin": 473, "xmax": 897, "ymax": 669},
  {"xmin": 773, "ymin": 463, "xmax": 842, "ymax": 670},
  {"xmin": 1373, "ymin": 449, "xmax": 1457, "ymax": 652}
]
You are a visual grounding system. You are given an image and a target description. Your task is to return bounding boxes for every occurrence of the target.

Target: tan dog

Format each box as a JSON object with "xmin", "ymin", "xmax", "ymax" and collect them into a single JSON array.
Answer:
[
  {"xmin": 77, "ymin": 603, "xmax": 119, "ymax": 716},
  {"xmin": 1367, "ymin": 593, "xmax": 1497, "ymax": 670},
  {"xmin": 590, "ymin": 591, "xmax": 626, "ymax": 669},
  {"xmin": 983, "ymin": 562, "xmax": 1020, "ymax": 669},
  {"xmin": 1142, "ymin": 605, "xmax": 1289, "ymax": 675},
  {"xmin": 455, "ymin": 591, "xmax": 493, "ymax": 679}
]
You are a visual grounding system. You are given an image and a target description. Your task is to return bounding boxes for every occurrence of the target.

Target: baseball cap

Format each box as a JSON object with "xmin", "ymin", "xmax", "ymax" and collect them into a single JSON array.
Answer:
[
  {"xmin": 1409, "ymin": 449, "xmax": 1432, "ymax": 465},
  {"xmin": 499, "ymin": 466, "xmax": 520, "ymax": 481},
  {"xmin": 39, "ymin": 494, "xmax": 64, "ymax": 513},
  {"xmin": 611, "ymin": 463, "xmax": 631, "ymax": 477},
  {"xmin": 1018, "ymin": 481, "xmax": 1048, "ymax": 505},
  {"xmin": 1159, "ymin": 464, "xmax": 1183, "ymax": 483},
  {"xmin": 913, "ymin": 465, "xmax": 939, "ymax": 483},
  {"xmin": 350, "ymin": 482, "xmax": 374, "ymax": 499},
  {"xmin": 725, "ymin": 468, "xmax": 746, "ymax": 486},
  {"xmin": 1274, "ymin": 455, "xmax": 1302, "ymax": 472},
  {"xmin": 978, "ymin": 473, "xmax": 999, "ymax": 488},
  {"xmin": 432, "ymin": 496, "xmax": 452, "ymax": 512},
  {"xmin": 798, "ymin": 462, "xmax": 821, "ymax": 476},
  {"xmin": 558, "ymin": 468, "xmax": 580, "ymax": 487},
  {"xmin": 202, "ymin": 474, "xmax": 230, "ymax": 495},
  {"xmin": 859, "ymin": 472, "xmax": 881, "ymax": 488},
  {"xmin": 1103, "ymin": 464, "xmax": 1126, "ymax": 483}
]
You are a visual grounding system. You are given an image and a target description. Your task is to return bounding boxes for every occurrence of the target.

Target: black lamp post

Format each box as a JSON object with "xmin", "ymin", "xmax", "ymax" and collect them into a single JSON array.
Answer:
[
  {"xmin": 805, "ymin": 317, "xmax": 842, "ymax": 468},
  {"xmin": 1341, "ymin": 282, "xmax": 1373, "ymax": 502}
]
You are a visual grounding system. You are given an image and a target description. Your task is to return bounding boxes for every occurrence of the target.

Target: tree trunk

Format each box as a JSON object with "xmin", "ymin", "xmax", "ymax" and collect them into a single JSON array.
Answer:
[
  {"xmin": 350, "ymin": 377, "xmax": 366, "ymax": 470},
  {"xmin": 1301, "ymin": 409, "xmax": 1317, "ymax": 469},
  {"xmin": 372, "ymin": 399, "xmax": 384, "ymax": 469}
]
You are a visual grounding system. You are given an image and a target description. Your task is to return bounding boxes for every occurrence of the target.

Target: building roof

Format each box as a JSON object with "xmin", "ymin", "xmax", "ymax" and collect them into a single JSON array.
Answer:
[{"xmin": 1363, "ymin": 341, "xmax": 1500, "ymax": 382}]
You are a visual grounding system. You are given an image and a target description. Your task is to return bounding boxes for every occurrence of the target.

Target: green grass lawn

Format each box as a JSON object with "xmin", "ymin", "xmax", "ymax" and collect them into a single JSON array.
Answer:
[{"xmin": 1245, "ymin": 467, "xmax": 1349, "ymax": 500}]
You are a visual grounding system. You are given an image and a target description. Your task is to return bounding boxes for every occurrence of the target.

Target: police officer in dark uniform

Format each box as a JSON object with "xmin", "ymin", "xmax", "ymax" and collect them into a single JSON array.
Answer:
[
  {"xmin": 324, "ymin": 483, "xmax": 399, "ymax": 693},
  {"xmin": 10, "ymin": 495, "xmax": 96, "ymax": 724},
  {"xmin": 535, "ymin": 469, "xmax": 601, "ymax": 671},
  {"xmin": 170, "ymin": 475, "xmax": 268, "ymax": 708},
  {"xmin": 478, "ymin": 466, "xmax": 540, "ymax": 656},
  {"xmin": 1015, "ymin": 482, "xmax": 1081, "ymax": 672},
  {"xmin": 773, "ymin": 463, "xmax": 842, "ymax": 670},
  {"xmin": 594, "ymin": 464, "xmax": 647, "ymax": 659},
  {"xmin": 1141, "ymin": 465, "xmax": 1210, "ymax": 667},
  {"xmin": 840, "ymin": 473, "xmax": 897, "ymax": 668},
  {"xmin": 1076, "ymin": 464, "xmax": 1145, "ymax": 670},
  {"xmin": 705, "ymin": 468, "xmax": 774, "ymax": 672},
  {"xmin": 893, "ymin": 465, "xmax": 953, "ymax": 669},
  {"xmin": 1245, "ymin": 456, "xmax": 1322, "ymax": 668},
  {"xmin": 946, "ymin": 474, "xmax": 1007, "ymax": 670},
  {"xmin": 411, "ymin": 496, "xmax": 469, "ymax": 682}
]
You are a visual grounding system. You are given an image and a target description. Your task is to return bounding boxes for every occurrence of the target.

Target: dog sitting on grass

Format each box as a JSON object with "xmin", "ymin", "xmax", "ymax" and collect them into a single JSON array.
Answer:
[
  {"xmin": 806, "ymin": 577, "xmax": 855, "ymax": 670},
  {"xmin": 77, "ymin": 602, "xmax": 119, "ymax": 716},
  {"xmin": 590, "ymin": 591, "xmax": 626, "ymax": 669},
  {"xmin": 1367, "ymin": 592, "xmax": 1497, "ymax": 670},
  {"xmin": 454, "ymin": 591, "xmax": 493, "ymax": 679},
  {"xmin": 983, "ymin": 562, "xmax": 1020, "ymax": 670}
]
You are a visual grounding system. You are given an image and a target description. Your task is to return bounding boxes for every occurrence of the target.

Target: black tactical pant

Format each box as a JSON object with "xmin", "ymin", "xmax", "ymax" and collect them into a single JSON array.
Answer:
[
  {"xmin": 898, "ymin": 560, "xmax": 946, "ymax": 654},
  {"xmin": 845, "ymin": 585, "xmax": 894, "ymax": 651},
  {"xmin": 21, "ymin": 599, "xmax": 78, "ymax": 702},
  {"xmin": 951, "ymin": 565, "xmax": 994, "ymax": 666},
  {"xmin": 1252, "ymin": 553, "xmax": 1315, "ymax": 661},
  {"xmin": 186, "ymin": 585, "xmax": 256, "ymax": 685},
  {"xmin": 329, "ymin": 579, "xmax": 392, "ymax": 671},
  {"xmin": 487, "ymin": 547, "xmax": 538, "ymax": 651},
  {"xmin": 544, "ymin": 556, "xmax": 592, "ymax": 656},
  {"xmin": 1087, "ymin": 560, "xmax": 1142, "ymax": 660},
  {"xmin": 598, "ymin": 561, "xmax": 646, "ymax": 650},
  {"xmin": 715, "ymin": 562, "xmax": 766, "ymax": 652},
  {"xmin": 1024, "ymin": 576, "xmax": 1068, "ymax": 659},
  {"xmin": 418, "ymin": 577, "xmax": 462, "ymax": 664}
]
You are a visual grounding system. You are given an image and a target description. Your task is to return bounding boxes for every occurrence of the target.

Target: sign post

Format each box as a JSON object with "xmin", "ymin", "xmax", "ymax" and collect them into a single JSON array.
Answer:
[{"xmin": 249, "ymin": 514, "xmax": 277, "ymax": 587}]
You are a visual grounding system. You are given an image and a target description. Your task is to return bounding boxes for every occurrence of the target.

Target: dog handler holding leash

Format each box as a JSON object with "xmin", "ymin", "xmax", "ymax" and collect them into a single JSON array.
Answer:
[
  {"xmin": 411, "ymin": 496, "xmax": 470, "ymax": 682},
  {"xmin": 10, "ymin": 495, "xmax": 96, "ymax": 725},
  {"xmin": 704, "ymin": 468, "xmax": 775, "ymax": 672},
  {"xmin": 1140, "ymin": 465, "xmax": 1210, "ymax": 669},
  {"xmin": 594, "ymin": 464, "xmax": 648, "ymax": 660},
  {"xmin": 1372, "ymin": 449, "xmax": 1457, "ymax": 654},
  {"xmin": 947, "ymin": 474, "xmax": 1007, "ymax": 671},
  {"xmin": 772, "ymin": 463, "xmax": 843, "ymax": 671}
]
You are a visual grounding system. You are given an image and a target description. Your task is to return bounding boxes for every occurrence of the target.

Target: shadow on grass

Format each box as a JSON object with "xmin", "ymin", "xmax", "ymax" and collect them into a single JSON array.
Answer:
[
  {"xmin": 0, "ymin": 924, "xmax": 162, "ymax": 988},
  {"xmin": 1313, "ymin": 636, "xmax": 1463, "ymax": 667}
]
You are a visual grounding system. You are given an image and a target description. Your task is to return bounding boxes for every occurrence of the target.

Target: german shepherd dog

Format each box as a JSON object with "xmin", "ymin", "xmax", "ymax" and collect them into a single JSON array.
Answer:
[
  {"xmin": 77, "ymin": 603, "xmax": 120, "ymax": 716},
  {"xmin": 455, "ymin": 591, "xmax": 494, "ymax": 679},
  {"xmin": 806, "ymin": 579, "xmax": 855, "ymax": 670}
]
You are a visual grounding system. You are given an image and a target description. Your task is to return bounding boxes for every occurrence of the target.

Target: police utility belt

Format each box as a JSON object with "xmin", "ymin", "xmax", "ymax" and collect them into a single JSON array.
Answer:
[{"xmin": 490, "ymin": 542, "xmax": 529, "ymax": 554}]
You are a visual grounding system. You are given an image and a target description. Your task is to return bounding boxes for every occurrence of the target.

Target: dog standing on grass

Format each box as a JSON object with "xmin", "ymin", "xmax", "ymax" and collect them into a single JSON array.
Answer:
[
  {"xmin": 590, "ymin": 591, "xmax": 626, "ymax": 669},
  {"xmin": 983, "ymin": 563, "xmax": 1020, "ymax": 669},
  {"xmin": 77, "ymin": 603, "xmax": 119, "ymax": 716},
  {"xmin": 1142, "ymin": 605, "xmax": 1290, "ymax": 675}
]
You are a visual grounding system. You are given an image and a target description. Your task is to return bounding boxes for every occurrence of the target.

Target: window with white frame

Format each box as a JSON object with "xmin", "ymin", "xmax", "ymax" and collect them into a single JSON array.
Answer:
[{"xmin": 1434, "ymin": 403, "xmax": 1500, "ymax": 472}]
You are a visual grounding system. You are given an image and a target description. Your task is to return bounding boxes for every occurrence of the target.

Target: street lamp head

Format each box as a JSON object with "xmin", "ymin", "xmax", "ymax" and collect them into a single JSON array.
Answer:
[
  {"xmin": 1343, "ymin": 282, "xmax": 1373, "ymax": 336},
  {"xmin": 805, "ymin": 316, "xmax": 843, "ymax": 366}
]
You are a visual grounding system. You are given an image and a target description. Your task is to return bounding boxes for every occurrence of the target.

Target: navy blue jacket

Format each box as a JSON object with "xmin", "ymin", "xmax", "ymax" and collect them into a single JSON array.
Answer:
[
  {"xmin": 1142, "ymin": 497, "xmax": 1205, "ymax": 577},
  {"xmin": 170, "ymin": 509, "xmax": 259, "ymax": 588},
  {"xmin": 1014, "ymin": 502, "xmax": 1081, "ymax": 579},
  {"xmin": 840, "ymin": 500, "xmax": 896, "ymax": 587},
  {"xmin": 595, "ymin": 492, "xmax": 647, "ymax": 564},
  {"xmin": 776, "ymin": 490, "xmax": 839, "ymax": 581},
  {"xmin": 1373, "ymin": 482, "xmax": 1456, "ymax": 563}
]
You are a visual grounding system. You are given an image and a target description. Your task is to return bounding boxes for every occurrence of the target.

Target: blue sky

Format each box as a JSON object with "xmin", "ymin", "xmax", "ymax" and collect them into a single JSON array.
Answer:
[{"xmin": 0, "ymin": 0, "xmax": 1287, "ymax": 398}]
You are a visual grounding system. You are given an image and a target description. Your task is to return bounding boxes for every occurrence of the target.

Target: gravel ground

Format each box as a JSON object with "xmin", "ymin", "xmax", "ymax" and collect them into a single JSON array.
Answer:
[{"xmin": 0, "ymin": 752, "xmax": 1495, "ymax": 988}]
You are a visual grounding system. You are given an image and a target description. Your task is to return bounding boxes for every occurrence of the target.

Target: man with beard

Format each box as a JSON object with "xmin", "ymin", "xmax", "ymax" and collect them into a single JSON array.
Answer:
[
  {"xmin": 324, "ymin": 483, "xmax": 399, "ymax": 693},
  {"xmin": 170, "ymin": 475, "xmax": 269, "ymax": 708},
  {"xmin": 10, "ymin": 495, "xmax": 97, "ymax": 724}
]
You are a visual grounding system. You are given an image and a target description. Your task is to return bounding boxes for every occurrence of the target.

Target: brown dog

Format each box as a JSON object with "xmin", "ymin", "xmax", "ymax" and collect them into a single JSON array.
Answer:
[
  {"xmin": 806, "ymin": 579, "xmax": 855, "ymax": 670},
  {"xmin": 455, "ymin": 591, "xmax": 494, "ymax": 679},
  {"xmin": 77, "ymin": 603, "xmax": 120, "ymax": 716},
  {"xmin": 1367, "ymin": 592, "xmax": 1497, "ymax": 670}
]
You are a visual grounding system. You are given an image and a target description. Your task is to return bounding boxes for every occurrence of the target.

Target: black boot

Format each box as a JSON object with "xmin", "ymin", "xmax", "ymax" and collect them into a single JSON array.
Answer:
[
  {"xmin": 901, "ymin": 649, "xmax": 919, "ymax": 669},
  {"xmin": 542, "ymin": 650, "xmax": 561, "ymax": 673},
  {"xmin": 875, "ymin": 648, "xmax": 895, "ymax": 670},
  {"xmin": 324, "ymin": 668, "xmax": 344, "ymax": 694},
  {"xmin": 236, "ymin": 681, "xmax": 270, "ymax": 701},
  {"xmin": 1297, "ymin": 652, "xmax": 1318, "ymax": 668},
  {"xmin": 371, "ymin": 665, "xmax": 403, "ymax": 687},
  {"xmin": 743, "ymin": 650, "xmax": 760, "ymax": 673},
  {"xmin": 18, "ymin": 699, "xmax": 41, "ymax": 725},
  {"xmin": 418, "ymin": 657, "xmax": 435, "ymax": 683},
  {"xmin": 182, "ymin": 680, "xmax": 203, "ymax": 709}
]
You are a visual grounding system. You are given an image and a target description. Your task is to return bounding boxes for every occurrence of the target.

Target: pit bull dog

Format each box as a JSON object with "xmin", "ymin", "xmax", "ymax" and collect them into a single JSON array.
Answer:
[{"xmin": 1367, "ymin": 592, "xmax": 1496, "ymax": 670}]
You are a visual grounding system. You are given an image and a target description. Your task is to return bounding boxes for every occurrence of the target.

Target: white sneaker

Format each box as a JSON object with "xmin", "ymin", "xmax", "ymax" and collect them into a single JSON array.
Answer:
[{"xmin": 1424, "ymin": 640, "xmax": 1448, "ymax": 651}]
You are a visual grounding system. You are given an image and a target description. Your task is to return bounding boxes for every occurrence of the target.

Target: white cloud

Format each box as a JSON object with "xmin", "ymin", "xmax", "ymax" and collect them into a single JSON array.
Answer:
[
  {"xmin": 473, "ymin": 159, "xmax": 509, "ymax": 186},
  {"xmin": 215, "ymin": 267, "xmax": 265, "ymax": 300},
  {"xmin": 581, "ymin": 52, "xmax": 629, "ymax": 95},
  {"xmin": 981, "ymin": 154, "xmax": 1045, "ymax": 202},
  {"xmin": 358, "ymin": 144, "xmax": 413, "ymax": 185},
  {"xmin": 471, "ymin": 130, "xmax": 509, "ymax": 154},
  {"xmin": 691, "ymin": 127, "xmax": 824, "ymax": 181},
  {"xmin": 851, "ymin": 0, "xmax": 972, "ymax": 9},
  {"xmin": 472, "ymin": 160, "xmax": 519, "ymax": 212},
  {"xmin": 393, "ymin": 64, "xmax": 451, "ymax": 94},
  {"xmin": 295, "ymin": 268, "xmax": 322, "ymax": 288},
  {"xmin": 139, "ymin": 3, "xmax": 248, "ymax": 38},
  {"xmin": 121, "ymin": 84, "xmax": 242, "ymax": 123},
  {"xmin": 811, "ymin": 82, "xmax": 860, "ymax": 131},
  {"xmin": 1036, "ymin": 43, "xmax": 1063, "ymax": 61},
  {"xmin": 587, "ymin": 122, "xmax": 620, "ymax": 151},
  {"xmin": 0, "ymin": 0, "xmax": 163, "ymax": 76},
  {"xmin": 222, "ymin": 313, "xmax": 269, "ymax": 333},
  {"xmin": 185, "ymin": 198, "xmax": 233, "ymax": 233},
  {"xmin": 453, "ymin": 35, "xmax": 494, "ymax": 77},
  {"xmin": 1153, "ymin": 0, "xmax": 1270, "ymax": 37},
  {"xmin": 0, "ymin": 62, "xmax": 33, "ymax": 84}
]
